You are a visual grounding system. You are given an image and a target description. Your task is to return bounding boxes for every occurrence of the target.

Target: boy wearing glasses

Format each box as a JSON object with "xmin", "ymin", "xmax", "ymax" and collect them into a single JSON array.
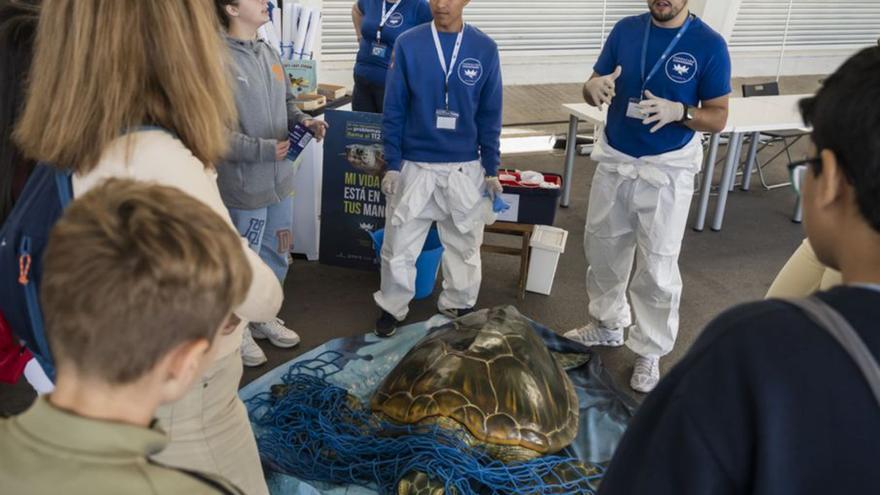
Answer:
[{"xmin": 596, "ymin": 46, "xmax": 880, "ymax": 495}]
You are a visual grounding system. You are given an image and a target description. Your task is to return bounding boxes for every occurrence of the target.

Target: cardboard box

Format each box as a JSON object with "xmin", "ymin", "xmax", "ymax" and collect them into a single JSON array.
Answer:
[
  {"xmin": 318, "ymin": 83, "xmax": 348, "ymax": 100},
  {"xmin": 294, "ymin": 93, "xmax": 326, "ymax": 111}
]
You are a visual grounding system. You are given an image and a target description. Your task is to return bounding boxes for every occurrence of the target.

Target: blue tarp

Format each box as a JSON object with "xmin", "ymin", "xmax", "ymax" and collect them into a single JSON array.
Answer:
[{"xmin": 240, "ymin": 314, "xmax": 636, "ymax": 495}]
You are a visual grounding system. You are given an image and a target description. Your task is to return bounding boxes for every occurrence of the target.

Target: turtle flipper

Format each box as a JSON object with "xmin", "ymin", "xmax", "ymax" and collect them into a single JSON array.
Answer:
[{"xmin": 397, "ymin": 471, "xmax": 451, "ymax": 495}]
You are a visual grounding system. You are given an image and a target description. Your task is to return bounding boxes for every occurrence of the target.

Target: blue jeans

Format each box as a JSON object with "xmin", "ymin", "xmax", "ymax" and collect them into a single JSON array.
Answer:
[{"xmin": 228, "ymin": 195, "xmax": 293, "ymax": 283}]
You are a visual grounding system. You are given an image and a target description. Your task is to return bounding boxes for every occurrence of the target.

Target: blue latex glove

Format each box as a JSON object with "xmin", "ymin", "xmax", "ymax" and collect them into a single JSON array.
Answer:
[{"xmin": 485, "ymin": 191, "xmax": 510, "ymax": 213}]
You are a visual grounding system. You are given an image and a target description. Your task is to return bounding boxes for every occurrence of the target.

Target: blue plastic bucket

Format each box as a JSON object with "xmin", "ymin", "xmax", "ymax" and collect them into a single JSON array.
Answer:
[{"xmin": 369, "ymin": 227, "xmax": 443, "ymax": 300}]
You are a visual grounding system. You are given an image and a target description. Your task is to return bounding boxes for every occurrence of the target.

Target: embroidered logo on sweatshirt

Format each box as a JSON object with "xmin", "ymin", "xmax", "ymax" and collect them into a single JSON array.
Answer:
[
  {"xmin": 386, "ymin": 12, "xmax": 404, "ymax": 28},
  {"xmin": 458, "ymin": 58, "xmax": 483, "ymax": 86},
  {"xmin": 271, "ymin": 64, "xmax": 285, "ymax": 83}
]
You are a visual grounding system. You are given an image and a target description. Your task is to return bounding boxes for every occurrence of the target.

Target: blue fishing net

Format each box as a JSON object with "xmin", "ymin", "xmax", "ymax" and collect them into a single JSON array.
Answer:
[{"xmin": 247, "ymin": 351, "xmax": 604, "ymax": 495}]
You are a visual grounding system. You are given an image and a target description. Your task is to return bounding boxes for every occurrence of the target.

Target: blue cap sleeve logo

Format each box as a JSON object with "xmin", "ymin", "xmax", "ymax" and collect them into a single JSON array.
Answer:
[
  {"xmin": 458, "ymin": 58, "xmax": 483, "ymax": 86},
  {"xmin": 666, "ymin": 52, "xmax": 697, "ymax": 84}
]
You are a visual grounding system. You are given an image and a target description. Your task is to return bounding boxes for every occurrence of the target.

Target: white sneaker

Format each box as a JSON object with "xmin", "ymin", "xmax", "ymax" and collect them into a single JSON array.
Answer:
[
  {"xmin": 563, "ymin": 322, "xmax": 624, "ymax": 347},
  {"xmin": 630, "ymin": 355, "xmax": 660, "ymax": 393},
  {"xmin": 250, "ymin": 318, "xmax": 301, "ymax": 348},
  {"xmin": 240, "ymin": 327, "xmax": 267, "ymax": 367}
]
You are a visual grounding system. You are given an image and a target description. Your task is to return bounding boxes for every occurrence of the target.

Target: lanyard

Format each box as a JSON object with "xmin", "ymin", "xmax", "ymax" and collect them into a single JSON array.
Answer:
[
  {"xmin": 431, "ymin": 21, "xmax": 465, "ymax": 110},
  {"xmin": 376, "ymin": 0, "xmax": 404, "ymax": 43},
  {"xmin": 640, "ymin": 13, "xmax": 693, "ymax": 95}
]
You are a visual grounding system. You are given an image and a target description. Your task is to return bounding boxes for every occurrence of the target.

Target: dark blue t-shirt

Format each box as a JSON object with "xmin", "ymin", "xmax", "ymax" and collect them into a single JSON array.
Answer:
[
  {"xmin": 354, "ymin": 0, "xmax": 433, "ymax": 85},
  {"xmin": 598, "ymin": 286, "xmax": 880, "ymax": 495},
  {"xmin": 594, "ymin": 14, "xmax": 731, "ymax": 158}
]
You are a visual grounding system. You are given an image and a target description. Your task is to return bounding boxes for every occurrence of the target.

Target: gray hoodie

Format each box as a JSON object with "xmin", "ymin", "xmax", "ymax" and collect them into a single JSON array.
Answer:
[{"xmin": 217, "ymin": 35, "xmax": 309, "ymax": 210}]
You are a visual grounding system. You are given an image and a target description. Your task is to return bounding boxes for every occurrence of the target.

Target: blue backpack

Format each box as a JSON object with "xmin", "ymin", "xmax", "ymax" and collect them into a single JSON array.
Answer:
[{"xmin": 0, "ymin": 163, "xmax": 72, "ymax": 381}]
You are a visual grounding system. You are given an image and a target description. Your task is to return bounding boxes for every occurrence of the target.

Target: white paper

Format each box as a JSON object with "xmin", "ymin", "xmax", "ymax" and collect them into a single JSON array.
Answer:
[
  {"xmin": 496, "ymin": 193, "xmax": 520, "ymax": 223},
  {"xmin": 271, "ymin": 2, "xmax": 283, "ymax": 42},
  {"xmin": 293, "ymin": 6, "xmax": 310, "ymax": 59},
  {"xmin": 282, "ymin": 1, "xmax": 294, "ymax": 43},
  {"xmin": 258, "ymin": 24, "xmax": 281, "ymax": 55},
  {"xmin": 301, "ymin": 8, "xmax": 320, "ymax": 60}
]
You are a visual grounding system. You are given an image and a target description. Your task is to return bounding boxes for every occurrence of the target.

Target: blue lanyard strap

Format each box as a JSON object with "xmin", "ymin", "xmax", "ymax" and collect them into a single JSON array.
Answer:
[{"xmin": 641, "ymin": 13, "xmax": 693, "ymax": 96}]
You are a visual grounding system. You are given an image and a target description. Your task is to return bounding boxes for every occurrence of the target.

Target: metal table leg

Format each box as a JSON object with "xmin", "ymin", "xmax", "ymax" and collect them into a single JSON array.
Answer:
[
  {"xmin": 792, "ymin": 195, "xmax": 803, "ymax": 223},
  {"xmin": 561, "ymin": 115, "xmax": 579, "ymax": 208},
  {"xmin": 728, "ymin": 136, "xmax": 744, "ymax": 193},
  {"xmin": 741, "ymin": 131, "xmax": 760, "ymax": 191},
  {"xmin": 693, "ymin": 132, "xmax": 720, "ymax": 231},
  {"xmin": 711, "ymin": 132, "xmax": 743, "ymax": 232}
]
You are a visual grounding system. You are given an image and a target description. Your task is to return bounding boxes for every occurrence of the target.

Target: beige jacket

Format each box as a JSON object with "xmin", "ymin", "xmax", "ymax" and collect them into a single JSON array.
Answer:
[{"xmin": 72, "ymin": 130, "xmax": 284, "ymax": 360}]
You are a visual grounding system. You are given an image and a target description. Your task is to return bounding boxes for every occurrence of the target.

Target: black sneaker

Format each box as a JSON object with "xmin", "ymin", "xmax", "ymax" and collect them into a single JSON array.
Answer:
[
  {"xmin": 375, "ymin": 310, "xmax": 399, "ymax": 338},
  {"xmin": 440, "ymin": 307, "xmax": 475, "ymax": 319}
]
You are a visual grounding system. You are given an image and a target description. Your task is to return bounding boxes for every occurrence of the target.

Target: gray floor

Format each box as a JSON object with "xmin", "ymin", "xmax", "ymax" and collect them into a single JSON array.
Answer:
[{"xmin": 0, "ymin": 81, "xmax": 815, "ymax": 414}]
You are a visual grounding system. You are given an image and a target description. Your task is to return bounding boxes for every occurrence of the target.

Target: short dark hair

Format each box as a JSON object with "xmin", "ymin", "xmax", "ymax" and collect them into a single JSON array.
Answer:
[
  {"xmin": 214, "ymin": 0, "xmax": 238, "ymax": 29},
  {"xmin": 42, "ymin": 179, "xmax": 252, "ymax": 384},
  {"xmin": 799, "ymin": 46, "xmax": 880, "ymax": 232}
]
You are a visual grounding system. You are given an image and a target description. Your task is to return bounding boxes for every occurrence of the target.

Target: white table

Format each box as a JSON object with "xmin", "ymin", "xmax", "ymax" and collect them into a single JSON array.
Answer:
[
  {"xmin": 560, "ymin": 95, "xmax": 810, "ymax": 231},
  {"xmin": 696, "ymin": 94, "xmax": 810, "ymax": 231}
]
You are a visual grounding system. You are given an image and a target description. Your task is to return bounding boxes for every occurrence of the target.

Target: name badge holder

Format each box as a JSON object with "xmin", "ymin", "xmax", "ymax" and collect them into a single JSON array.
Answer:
[
  {"xmin": 627, "ymin": 14, "xmax": 693, "ymax": 120},
  {"xmin": 372, "ymin": 0, "xmax": 404, "ymax": 58},
  {"xmin": 431, "ymin": 21, "xmax": 465, "ymax": 131}
]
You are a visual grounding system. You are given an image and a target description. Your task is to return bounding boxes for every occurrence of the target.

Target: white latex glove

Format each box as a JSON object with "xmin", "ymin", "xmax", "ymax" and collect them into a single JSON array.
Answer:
[
  {"xmin": 485, "ymin": 176, "xmax": 503, "ymax": 200},
  {"xmin": 381, "ymin": 170, "xmax": 400, "ymax": 196},
  {"xmin": 582, "ymin": 66, "xmax": 622, "ymax": 109},
  {"xmin": 639, "ymin": 90, "xmax": 685, "ymax": 133}
]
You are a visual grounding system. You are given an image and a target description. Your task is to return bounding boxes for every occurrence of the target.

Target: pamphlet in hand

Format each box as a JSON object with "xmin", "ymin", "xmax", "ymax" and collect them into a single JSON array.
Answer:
[{"xmin": 287, "ymin": 123, "xmax": 315, "ymax": 161}]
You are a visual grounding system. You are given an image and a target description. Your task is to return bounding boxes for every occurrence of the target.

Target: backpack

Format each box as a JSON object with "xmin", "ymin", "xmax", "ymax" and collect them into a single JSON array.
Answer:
[
  {"xmin": 0, "ymin": 163, "xmax": 72, "ymax": 381},
  {"xmin": 0, "ymin": 310, "xmax": 32, "ymax": 384}
]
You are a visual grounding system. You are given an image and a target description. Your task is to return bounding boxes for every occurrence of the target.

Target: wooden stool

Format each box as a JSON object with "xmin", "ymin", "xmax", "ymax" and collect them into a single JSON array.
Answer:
[{"xmin": 482, "ymin": 222, "xmax": 535, "ymax": 300}]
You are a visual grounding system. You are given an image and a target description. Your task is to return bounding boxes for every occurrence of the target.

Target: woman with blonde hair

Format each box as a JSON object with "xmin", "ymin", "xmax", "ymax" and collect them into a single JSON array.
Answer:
[{"xmin": 15, "ymin": 1, "xmax": 281, "ymax": 493}]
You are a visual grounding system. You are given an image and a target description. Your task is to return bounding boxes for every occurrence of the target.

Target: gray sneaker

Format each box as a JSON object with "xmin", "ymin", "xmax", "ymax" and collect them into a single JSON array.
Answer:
[
  {"xmin": 563, "ymin": 322, "xmax": 624, "ymax": 347},
  {"xmin": 630, "ymin": 355, "xmax": 660, "ymax": 393},
  {"xmin": 250, "ymin": 318, "xmax": 301, "ymax": 348},
  {"xmin": 240, "ymin": 327, "xmax": 268, "ymax": 367}
]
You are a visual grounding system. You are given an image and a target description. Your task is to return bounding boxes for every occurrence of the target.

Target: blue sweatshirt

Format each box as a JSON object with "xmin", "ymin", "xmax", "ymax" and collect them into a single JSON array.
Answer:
[
  {"xmin": 382, "ymin": 23, "xmax": 502, "ymax": 175},
  {"xmin": 354, "ymin": 0, "xmax": 433, "ymax": 85}
]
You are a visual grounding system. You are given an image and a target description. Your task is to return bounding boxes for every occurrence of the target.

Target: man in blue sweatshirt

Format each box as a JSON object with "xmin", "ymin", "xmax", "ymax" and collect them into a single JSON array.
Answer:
[{"xmin": 373, "ymin": 0, "xmax": 502, "ymax": 336}]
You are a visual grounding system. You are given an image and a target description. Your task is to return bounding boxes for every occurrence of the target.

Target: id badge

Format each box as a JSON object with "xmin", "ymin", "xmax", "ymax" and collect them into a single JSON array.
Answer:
[
  {"xmin": 626, "ymin": 97, "xmax": 646, "ymax": 120},
  {"xmin": 436, "ymin": 109, "xmax": 459, "ymax": 131},
  {"xmin": 371, "ymin": 42, "xmax": 388, "ymax": 58}
]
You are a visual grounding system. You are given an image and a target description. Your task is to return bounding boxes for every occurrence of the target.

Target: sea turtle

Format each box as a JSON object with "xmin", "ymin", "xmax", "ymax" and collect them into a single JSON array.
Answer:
[
  {"xmin": 345, "ymin": 143, "xmax": 386, "ymax": 175},
  {"xmin": 370, "ymin": 306, "xmax": 596, "ymax": 495}
]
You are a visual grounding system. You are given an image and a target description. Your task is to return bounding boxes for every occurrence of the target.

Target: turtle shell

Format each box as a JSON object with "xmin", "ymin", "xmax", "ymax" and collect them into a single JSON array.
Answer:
[{"xmin": 370, "ymin": 306, "xmax": 579, "ymax": 455}]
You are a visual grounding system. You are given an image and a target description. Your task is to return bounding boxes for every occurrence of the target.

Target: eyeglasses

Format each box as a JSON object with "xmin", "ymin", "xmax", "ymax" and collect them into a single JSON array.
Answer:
[{"xmin": 787, "ymin": 157, "xmax": 821, "ymax": 196}]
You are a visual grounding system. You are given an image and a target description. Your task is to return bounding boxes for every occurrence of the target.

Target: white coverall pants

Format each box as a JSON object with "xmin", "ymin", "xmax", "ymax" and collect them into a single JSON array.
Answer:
[
  {"xmin": 585, "ymin": 132, "xmax": 703, "ymax": 358},
  {"xmin": 374, "ymin": 160, "xmax": 492, "ymax": 321}
]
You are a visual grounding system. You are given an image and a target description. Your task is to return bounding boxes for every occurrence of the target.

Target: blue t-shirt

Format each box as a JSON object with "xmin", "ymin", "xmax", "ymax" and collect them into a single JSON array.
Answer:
[
  {"xmin": 354, "ymin": 0, "xmax": 433, "ymax": 85},
  {"xmin": 383, "ymin": 23, "xmax": 503, "ymax": 175},
  {"xmin": 595, "ymin": 14, "xmax": 731, "ymax": 158}
]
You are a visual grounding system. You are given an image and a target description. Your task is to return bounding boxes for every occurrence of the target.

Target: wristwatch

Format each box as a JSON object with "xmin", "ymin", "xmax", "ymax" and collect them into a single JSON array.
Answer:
[{"xmin": 680, "ymin": 103, "xmax": 695, "ymax": 123}]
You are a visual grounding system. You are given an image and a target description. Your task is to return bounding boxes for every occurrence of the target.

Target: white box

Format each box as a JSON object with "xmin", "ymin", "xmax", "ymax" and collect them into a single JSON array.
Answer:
[{"xmin": 526, "ymin": 225, "xmax": 569, "ymax": 295}]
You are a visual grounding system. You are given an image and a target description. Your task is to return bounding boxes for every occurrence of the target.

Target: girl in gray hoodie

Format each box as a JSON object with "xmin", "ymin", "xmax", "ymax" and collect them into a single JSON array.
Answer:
[{"xmin": 215, "ymin": 0, "xmax": 328, "ymax": 366}]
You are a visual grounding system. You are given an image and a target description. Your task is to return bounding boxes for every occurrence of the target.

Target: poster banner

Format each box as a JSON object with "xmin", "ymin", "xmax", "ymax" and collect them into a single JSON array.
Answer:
[
  {"xmin": 319, "ymin": 110, "xmax": 387, "ymax": 270},
  {"xmin": 283, "ymin": 59, "xmax": 317, "ymax": 98}
]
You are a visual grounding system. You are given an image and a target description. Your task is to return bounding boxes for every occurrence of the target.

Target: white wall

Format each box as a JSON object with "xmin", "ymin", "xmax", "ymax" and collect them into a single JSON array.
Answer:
[{"xmin": 317, "ymin": 0, "xmax": 858, "ymax": 86}]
